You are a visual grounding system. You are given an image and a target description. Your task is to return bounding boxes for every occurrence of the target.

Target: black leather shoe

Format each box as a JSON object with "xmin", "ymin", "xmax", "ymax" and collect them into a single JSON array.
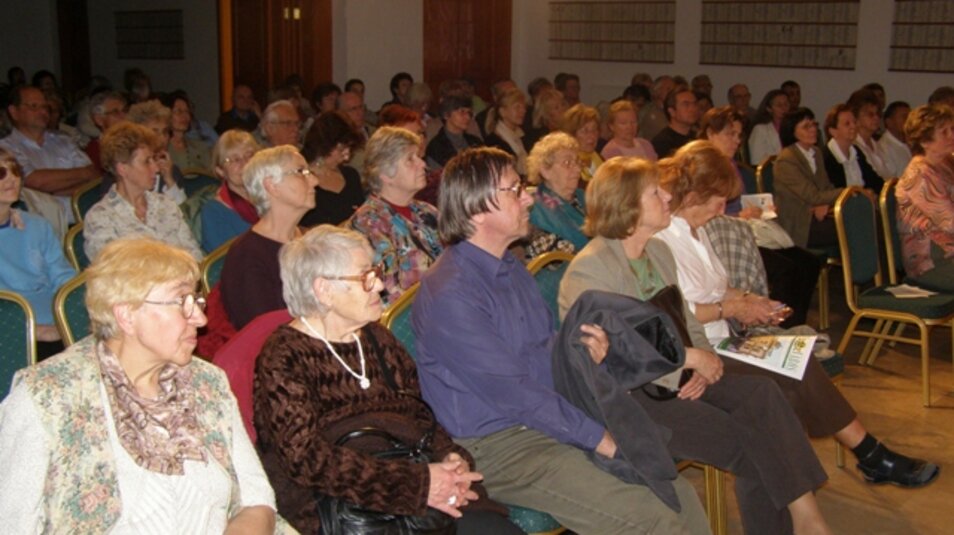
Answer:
[{"xmin": 856, "ymin": 443, "xmax": 940, "ymax": 488}]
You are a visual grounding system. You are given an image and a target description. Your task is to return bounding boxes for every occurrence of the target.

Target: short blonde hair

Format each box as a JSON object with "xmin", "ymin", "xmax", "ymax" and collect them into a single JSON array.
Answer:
[
  {"xmin": 363, "ymin": 126, "xmax": 422, "ymax": 193},
  {"xmin": 212, "ymin": 129, "xmax": 260, "ymax": 177},
  {"xmin": 584, "ymin": 157, "xmax": 658, "ymax": 239},
  {"xmin": 100, "ymin": 121, "xmax": 160, "ymax": 175},
  {"xmin": 560, "ymin": 104, "xmax": 600, "ymax": 137},
  {"xmin": 532, "ymin": 88, "xmax": 566, "ymax": 129},
  {"xmin": 657, "ymin": 140, "xmax": 741, "ymax": 209},
  {"xmin": 527, "ymin": 132, "xmax": 579, "ymax": 185},
  {"xmin": 85, "ymin": 238, "xmax": 199, "ymax": 340},
  {"xmin": 127, "ymin": 99, "xmax": 171, "ymax": 126},
  {"xmin": 485, "ymin": 88, "xmax": 526, "ymax": 134},
  {"xmin": 280, "ymin": 225, "xmax": 372, "ymax": 317},
  {"xmin": 905, "ymin": 104, "xmax": 954, "ymax": 156},
  {"xmin": 605, "ymin": 100, "xmax": 637, "ymax": 127}
]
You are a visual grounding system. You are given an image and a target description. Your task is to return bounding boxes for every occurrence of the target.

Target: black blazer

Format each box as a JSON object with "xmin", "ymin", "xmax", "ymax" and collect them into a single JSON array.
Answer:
[
  {"xmin": 425, "ymin": 127, "xmax": 483, "ymax": 168},
  {"xmin": 822, "ymin": 143, "xmax": 885, "ymax": 192}
]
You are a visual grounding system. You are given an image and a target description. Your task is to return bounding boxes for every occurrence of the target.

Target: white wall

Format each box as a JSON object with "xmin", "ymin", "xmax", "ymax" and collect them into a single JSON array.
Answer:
[
  {"xmin": 87, "ymin": 0, "xmax": 220, "ymax": 121},
  {"xmin": 512, "ymin": 0, "xmax": 953, "ymax": 116},
  {"xmin": 332, "ymin": 0, "xmax": 423, "ymax": 110},
  {"xmin": 0, "ymin": 0, "xmax": 59, "ymax": 84}
]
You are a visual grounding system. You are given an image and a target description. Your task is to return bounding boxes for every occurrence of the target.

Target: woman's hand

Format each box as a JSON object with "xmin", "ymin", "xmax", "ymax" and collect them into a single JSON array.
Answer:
[
  {"xmin": 737, "ymin": 206, "xmax": 763, "ymax": 220},
  {"xmin": 683, "ymin": 348, "xmax": 723, "ymax": 384},
  {"xmin": 677, "ymin": 373, "xmax": 708, "ymax": 401},
  {"xmin": 812, "ymin": 204, "xmax": 829, "ymax": 221},
  {"xmin": 155, "ymin": 150, "xmax": 177, "ymax": 188},
  {"xmin": 726, "ymin": 294, "xmax": 783, "ymax": 326},
  {"xmin": 427, "ymin": 459, "xmax": 482, "ymax": 518},
  {"xmin": 579, "ymin": 324, "xmax": 610, "ymax": 365}
]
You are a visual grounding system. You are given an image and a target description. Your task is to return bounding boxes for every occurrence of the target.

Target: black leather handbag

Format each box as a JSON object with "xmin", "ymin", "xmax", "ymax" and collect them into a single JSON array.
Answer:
[{"xmin": 316, "ymin": 336, "xmax": 456, "ymax": 535}]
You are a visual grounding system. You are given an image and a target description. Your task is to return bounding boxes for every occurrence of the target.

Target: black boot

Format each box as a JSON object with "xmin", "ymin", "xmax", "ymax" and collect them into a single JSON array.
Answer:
[{"xmin": 856, "ymin": 442, "xmax": 940, "ymax": 488}]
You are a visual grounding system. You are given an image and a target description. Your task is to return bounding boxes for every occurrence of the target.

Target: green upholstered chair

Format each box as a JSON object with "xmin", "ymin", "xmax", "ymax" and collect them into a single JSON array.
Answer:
[
  {"xmin": 53, "ymin": 272, "xmax": 90, "ymax": 347},
  {"xmin": 738, "ymin": 163, "xmax": 758, "ymax": 194},
  {"xmin": 71, "ymin": 177, "xmax": 102, "ymax": 223},
  {"xmin": 200, "ymin": 237, "xmax": 235, "ymax": 295},
  {"xmin": 527, "ymin": 251, "xmax": 575, "ymax": 330},
  {"xmin": 834, "ymin": 187, "xmax": 954, "ymax": 407},
  {"xmin": 0, "ymin": 291, "xmax": 37, "ymax": 400},
  {"xmin": 380, "ymin": 282, "xmax": 567, "ymax": 535},
  {"xmin": 64, "ymin": 222, "xmax": 92, "ymax": 271},
  {"xmin": 755, "ymin": 155, "xmax": 776, "ymax": 194}
]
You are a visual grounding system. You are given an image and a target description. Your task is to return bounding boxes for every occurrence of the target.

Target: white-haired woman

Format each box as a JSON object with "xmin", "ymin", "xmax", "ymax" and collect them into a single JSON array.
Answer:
[
  {"xmin": 254, "ymin": 225, "xmax": 520, "ymax": 535},
  {"xmin": 0, "ymin": 238, "xmax": 280, "ymax": 533},
  {"xmin": 218, "ymin": 145, "xmax": 318, "ymax": 330},
  {"xmin": 350, "ymin": 126, "xmax": 442, "ymax": 307}
]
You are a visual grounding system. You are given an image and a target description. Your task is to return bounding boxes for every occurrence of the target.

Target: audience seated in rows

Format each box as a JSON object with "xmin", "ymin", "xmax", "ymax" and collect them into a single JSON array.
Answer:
[
  {"xmin": 425, "ymin": 94, "xmax": 482, "ymax": 170},
  {"xmin": 652, "ymin": 85, "xmax": 699, "ymax": 159},
  {"xmin": 822, "ymin": 103, "xmax": 884, "ymax": 192},
  {"xmin": 560, "ymin": 103, "xmax": 603, "ymax": 181},
  {"xmin": 601, "ymin": 100, "xmax": 658, "ymax": 162},
  {"xmin": 215, "ymin": 83, "xmax": 261, "ymax": 134},
  {"xmin": 747, "ymin": 89, "xmax": 791, "ymax": 166},
  {"xmin": 299, "ymin": 111, "xmax": 365, "ymax": 227},
  {"xmin": 258, "ymin": 99, "xmax": 301, "ymax": 149},
  {"xmin": 162, "ymin": 90, "xmax": 213, "ymax": 172}
]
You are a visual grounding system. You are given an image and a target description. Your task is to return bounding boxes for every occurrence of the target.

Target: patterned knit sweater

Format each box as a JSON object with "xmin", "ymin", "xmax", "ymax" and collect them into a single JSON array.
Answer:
[{"xmin": 253, "ymin": 321, "xmax": 471, "ymax": 534}]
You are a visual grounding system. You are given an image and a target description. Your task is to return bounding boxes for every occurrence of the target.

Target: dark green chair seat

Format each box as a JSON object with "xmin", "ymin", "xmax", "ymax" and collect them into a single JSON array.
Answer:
[
  {"xmin": 857, "ymin": 287, "xmax": 954, "ymax": 318},
  {"xmin": 738, "ymin": 164, "xmax": 758, "ymax": 195},
  {"xmin": 182, "ymin": 173, "xmax": 219, "ymax": 198},
  {"xmin": 507, "ymin": 505, "xmax": 563, "ymax": 533},
  {"xmin": 0, "ymin": 291, "xmax": 36, "ymax": 400}
]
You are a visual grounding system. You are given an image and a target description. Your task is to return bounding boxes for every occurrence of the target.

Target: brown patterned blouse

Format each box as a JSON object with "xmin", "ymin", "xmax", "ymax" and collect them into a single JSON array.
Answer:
[{"xmin": 253, "ymin": 321, "xmax": 471, "ymax": 534}]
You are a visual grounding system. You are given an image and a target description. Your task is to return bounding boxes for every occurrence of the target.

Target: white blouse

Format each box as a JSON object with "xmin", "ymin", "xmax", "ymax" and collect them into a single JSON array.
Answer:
[
  {"xmin": 748, "ymin": 122, "xmax": 782, "ymax": 166},
  {"xmin": 654, "ymin": 216, "xmax": 731, "ymax": 343}
]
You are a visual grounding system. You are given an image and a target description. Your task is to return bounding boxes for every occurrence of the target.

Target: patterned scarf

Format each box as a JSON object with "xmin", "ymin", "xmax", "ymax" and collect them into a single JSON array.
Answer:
[{"xmin": 97, "ymin": 342, "xmax": 207, "ymax": 475}]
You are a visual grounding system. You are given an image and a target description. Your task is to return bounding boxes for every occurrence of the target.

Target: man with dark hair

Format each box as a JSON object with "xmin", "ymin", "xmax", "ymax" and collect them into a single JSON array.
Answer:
[
  {"xmin": 413, "ymin": 147, "xmax": 710, "ymax": 535},
  {"xmin": 781, "ymin": 80, "xmax": 801, "ymax": 108},
  {"xmin": 651, "ymin": 85, "xmax": 699, "ymax": 158},
  {"xmin": 425, "ymin": 95, "xmax": 482, "ymax": 169},
  {"xmin": 879, "ymin": 101, "xmax": 912, "ymax": 178},
  {"xmin": 554, "ymin": 72, "xmax": 581, "ymax": 106},
  {"xmin": 384, "ymin": 72, "xmax": 414, "ymax": 108},
  {"xmin": 344, "ymin": 78, "xmax": 364, "ymax": 95},
  {"xmin": 928, "ymin": 85, "xmax": 954, "ymax": 107},
  {"xmin": 691, "ymin": 74, "xmax": 713, "ymax": 98},
  {"xmin": 215, "ymin": 83, "xmax": 261, "ymax": 134}
]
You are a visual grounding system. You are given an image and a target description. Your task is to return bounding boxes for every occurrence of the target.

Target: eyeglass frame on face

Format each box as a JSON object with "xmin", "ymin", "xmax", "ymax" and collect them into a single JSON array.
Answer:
[
  {"xmin": 284, "ymin": 166, "xmax": 314, "ymax": 179},
  {"xmin": 271, "ymin": 119, "xmax": 301, "ymax": 128},
  {"xmin": 323, "ymin": 264, "xmax": 384, "ymax": 292},
  {"xmin": 0, "ymin": 165, "xmax": 21, "ymax": 181},
  {"xmin": 497, "ymin": 180, "xmax": 527, "ymax": 196},
  {"xmin": 224, "ymin": 152, "xmax": 256, "ymax": 166},
  {"xmin": 142, "ymin": 293, "xmax": 207, "ymax": 319},
  {"xmin": 556, "ymin": 156, "xmax": 584, "ymax": 169}
]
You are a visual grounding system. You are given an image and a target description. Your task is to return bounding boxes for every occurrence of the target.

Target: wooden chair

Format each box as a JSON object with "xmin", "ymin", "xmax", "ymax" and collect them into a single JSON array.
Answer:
[
  {"xmin": 834, "ymin": 187, "xmax": 954, "ymax": 407},
  {"xmin": 527, "ymin": 251, "xmax": 727, "ymax": 535},
  {"xmin": 380, "ymin": 282, "xmax": 566, "ymax": 535},
  {"xmin": 200, "ymin": 237, "xmax": 235, "ymax": 295},
  {"xmin": 53, "ymin": 272, "xmax": 90, "ymax": 346},
  {"xmin": 64, "ymin": 222, "xmax": 92, "ymax": 271},
  {"xmin": 70, "ymin": 177, "xmax": 102, "ymax": 223},
  {"xmin": 0, "ymin": 290, "xmax": 37, "ymax": 400}
]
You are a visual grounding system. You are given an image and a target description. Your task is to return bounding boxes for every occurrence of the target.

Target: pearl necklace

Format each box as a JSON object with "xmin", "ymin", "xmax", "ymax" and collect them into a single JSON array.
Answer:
[{"xmin": 300, "ymin": 317, "xmax": 371, "ymax": 390}]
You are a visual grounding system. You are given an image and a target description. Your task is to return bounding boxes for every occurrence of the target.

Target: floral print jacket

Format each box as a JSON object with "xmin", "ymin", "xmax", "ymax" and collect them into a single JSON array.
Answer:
[{"xmin": 350, "ymin": 195, "xmax": 443, "ymax": 306}]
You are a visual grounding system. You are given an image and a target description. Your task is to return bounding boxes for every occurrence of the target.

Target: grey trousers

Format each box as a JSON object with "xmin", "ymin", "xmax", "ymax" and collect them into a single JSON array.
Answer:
[{"xmin": 457, "ymin": 427, "xmax": 711, "ymax": 535}]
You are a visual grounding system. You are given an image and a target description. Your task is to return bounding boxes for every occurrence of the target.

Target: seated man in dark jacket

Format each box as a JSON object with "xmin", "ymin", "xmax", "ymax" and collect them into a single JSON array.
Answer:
[{"xmin": 425, "ymin": 95, "xmax": 483, "ymax": 170}]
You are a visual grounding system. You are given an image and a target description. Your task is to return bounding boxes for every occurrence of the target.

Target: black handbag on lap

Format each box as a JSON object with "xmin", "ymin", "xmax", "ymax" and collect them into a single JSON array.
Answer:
[{"xmin": 316, "ymin": 335, "xmax": 456, "ymax": 535}]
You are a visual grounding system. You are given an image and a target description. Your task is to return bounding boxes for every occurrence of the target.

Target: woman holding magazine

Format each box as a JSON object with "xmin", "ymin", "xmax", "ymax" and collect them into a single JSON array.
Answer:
[{"xmin": 560, "ymin": 143, "xmax": 938, "ymax": 503}]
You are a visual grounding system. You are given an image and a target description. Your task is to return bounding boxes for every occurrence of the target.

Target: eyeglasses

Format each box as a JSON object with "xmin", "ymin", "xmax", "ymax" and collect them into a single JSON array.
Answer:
[
  {"xmin": 143, "ymin": 293, "xmax": 207, "ymax": 319},
  {"xmin": 285, "ymin": 167, "xmax": 314, "ymax": 178},
  {"xmin": 0, "ymin": 165, "xmax": 20, "ymax": 180},
  {"xmin": 324, "ymin": 264, "xmax": 383, "ymax": 292},
  {"xmin": 19, "ymin": 102, "xmax": 50, "ymax": 112},
  {"xmin": 557, "ymin": 157, "xmax": 584, "ymax": 169},
  {"xmin": 272, "ymin": 119, "xmax": 301, "ymax": 128},
  {"xmin": 224, "ymin": 152, "xmax": 256, "ymax": 166},
  {"xmin": 497, "ymin": 181, "xmax": 527, "ymax": 196}
]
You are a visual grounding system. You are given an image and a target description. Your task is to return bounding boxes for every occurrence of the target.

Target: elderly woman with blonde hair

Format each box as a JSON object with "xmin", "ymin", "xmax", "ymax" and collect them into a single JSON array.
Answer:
[
  {"xmin": 84, "ymin": 121, "xmax": 203, "ymax": 261},
  {"xmin": 561, "ymin": 103, "xmax": 603, "ymax": 181},
  {"xmin": 0, "ymin": 238, "xmax": 281, "ymax": 533},
  {"xmin": 350, "ymin": 126, "xmax": 442, "ymax": 307},
  {"xmin": 527, "ymin": 131, "xmax": 588, "ymax": 250},
  {"xmin": 254, "ymin": 224, "xmax": 519, "ymax": 534}
]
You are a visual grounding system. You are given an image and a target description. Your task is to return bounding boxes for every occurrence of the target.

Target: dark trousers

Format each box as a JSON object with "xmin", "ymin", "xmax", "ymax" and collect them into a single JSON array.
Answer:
[
  {"xmin": 759, "ymin": 246, "xmax": 822, "ymax": 327},
  {"xmin": 634, "ymin": 373, "xmax": 828, "ymax": 535}
]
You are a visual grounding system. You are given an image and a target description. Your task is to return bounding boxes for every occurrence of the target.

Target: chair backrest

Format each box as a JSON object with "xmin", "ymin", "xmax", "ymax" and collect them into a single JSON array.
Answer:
[
  {"xmin": 212, "ymin": 308, "xmax": 292, "ymax": 444},
  {"xmin": 738, "ymin": 163, "xmax": 758, "ymax": 194},
  {"xmin": 64, "ymin": 222, "xmax": 91, "ymax": 271},
  {"xmin": 200, "ymin": 237, "xmax": 235, "ymax": 295},
  {"xmin": 180, "ymin": 170, "xmax": 220, "ymax": 199},
  {"xmin": 54, "ymin": 272, "xmax": 90, "ymax": 346},
  {"xmin": 879, "ymin": 178, "xmax": 903, "ymax": 285},
  {"xmin": 835, "ymin": 187, "xmax": 882, "ymax": 309},
  {"xmin": 756, "ymin": 155, "xmax": 776, "ymax": 194},
  {"xmin": 71, "ymin": 177, "xmax": 102, "ymax": 223},
  {"xmin": 0, "ymin": 291, "xmax": 37, "ymax": 400},
  {"xmin": 527, "ymin": 251, "xmax": 575, "ymax": 329},
  {"xmin": 380, "ymin": 283, "xmax": 420, "ymax": 359}
]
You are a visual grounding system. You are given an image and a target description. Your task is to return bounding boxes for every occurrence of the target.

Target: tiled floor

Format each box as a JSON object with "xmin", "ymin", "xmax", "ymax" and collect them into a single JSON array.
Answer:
[{"xmin": 685, "ymin": 281, "xmax": 954, "ymax": 534}]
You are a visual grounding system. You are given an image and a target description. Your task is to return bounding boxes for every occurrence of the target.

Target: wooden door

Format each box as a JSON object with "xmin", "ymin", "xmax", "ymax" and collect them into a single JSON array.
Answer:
[{"xmin": 423, "ymin": 0, "xmax": 511, "ymax": 103}]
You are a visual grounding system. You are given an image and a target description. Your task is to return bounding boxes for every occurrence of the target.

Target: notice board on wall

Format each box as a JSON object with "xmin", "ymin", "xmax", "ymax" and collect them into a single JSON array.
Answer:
[
  {"xmin": 548, "ymin": 1, "xmax": 676, "ymax": 63},
  {"xmin": 699, "ymin": 1, "xmax": 859, "ymax": 70},
  {"xmin": 890, "ymin": 0, "xmax": 954, "ymax": 73}
]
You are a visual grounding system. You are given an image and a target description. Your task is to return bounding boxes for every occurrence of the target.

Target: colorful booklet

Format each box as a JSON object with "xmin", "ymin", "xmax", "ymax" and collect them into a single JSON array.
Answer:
[{"xmin": 714, "ymin": 334, "xmax": 816, "ymax": 380}]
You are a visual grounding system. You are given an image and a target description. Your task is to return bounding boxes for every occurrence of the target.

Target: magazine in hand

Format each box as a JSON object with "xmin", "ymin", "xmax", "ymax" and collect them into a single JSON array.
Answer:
[
  {"xmin": 714, "ymin": 334, "xmax": 816, "ymax": 380},
  {"xmin": 741, "ymin": 193, "xmax": 778, "ymax": 219}
]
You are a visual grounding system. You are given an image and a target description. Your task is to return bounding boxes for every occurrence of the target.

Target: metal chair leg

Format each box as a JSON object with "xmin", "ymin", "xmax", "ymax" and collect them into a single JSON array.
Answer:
[
  {"xmin": 817, "ymin": 267, "xmax": 829, "ymax": 330},
  {"xmin": 703, "ymin": 465, "xmax": 727, "ymax": 535},
  {"xmin": 919, "ymin": 323, "xmax": 931, "ymax": 407},
  {"xmin": 859, "ymin": 319, "xmax": 885, "ymax": 364}
]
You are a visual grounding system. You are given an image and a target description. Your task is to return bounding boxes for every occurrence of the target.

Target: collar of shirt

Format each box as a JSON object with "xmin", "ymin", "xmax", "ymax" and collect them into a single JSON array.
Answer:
[
  {"xmin": 457, "ymin": 240, "xmax": 518, "ymax": 281},
  {"xmin": 796, "ymin": 144, "xmax": 817, "ymax": 173},
  {"xmin": 827, "ymin": 138, "xmax": 856, "ymax": 164}
]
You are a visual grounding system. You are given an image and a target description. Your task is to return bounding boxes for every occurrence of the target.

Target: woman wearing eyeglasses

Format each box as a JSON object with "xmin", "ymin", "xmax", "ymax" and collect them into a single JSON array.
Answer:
[
  {"xmin": 254, "ymin": 225, "xmax": 520, "ymax": 535},
  {"xmin": 350, "ymin": 127, "xmax": 442, "ymax": 307},
  {"xmin": 84, "ymin": 121, "xmax": 203, "ymax": 262},
  {"xmin": 0, "ymin": 238, "xmax": 281, "ymax": 533},
  {"xmin": 218, "ymin": 145, "xmax": 319, "ymax": 331},
  {"xmin": 527, "ymin": 132, "xmax": 589, "ymax": 252}
]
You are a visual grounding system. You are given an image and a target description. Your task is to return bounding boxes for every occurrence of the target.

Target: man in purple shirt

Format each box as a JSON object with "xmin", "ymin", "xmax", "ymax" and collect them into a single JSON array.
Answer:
[{"xmin": 413, "ymin": 147, "xmax": 709, "ymax": 534}]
